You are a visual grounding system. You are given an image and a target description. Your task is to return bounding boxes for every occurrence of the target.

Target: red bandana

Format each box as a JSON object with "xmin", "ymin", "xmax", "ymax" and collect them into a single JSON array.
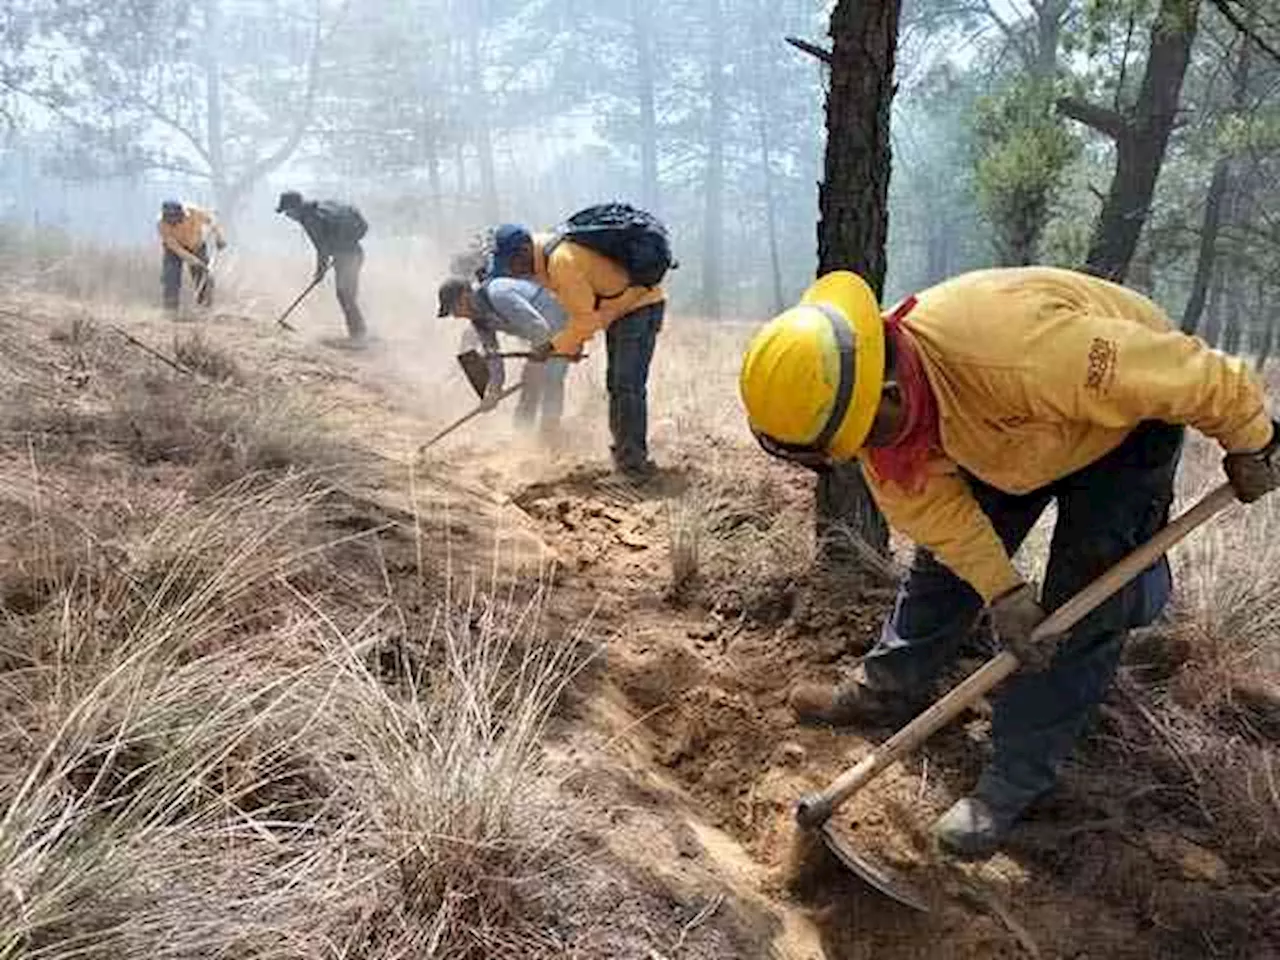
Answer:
[{"xmin": 864, "ymin": 296, "xmax": 940, "ymax": 494}]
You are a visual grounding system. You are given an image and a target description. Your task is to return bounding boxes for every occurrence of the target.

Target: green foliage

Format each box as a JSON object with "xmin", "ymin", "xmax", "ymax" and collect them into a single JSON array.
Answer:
[{"xmin": 972, "ymin": 80, "xmax": 1080, "ymax": 266}]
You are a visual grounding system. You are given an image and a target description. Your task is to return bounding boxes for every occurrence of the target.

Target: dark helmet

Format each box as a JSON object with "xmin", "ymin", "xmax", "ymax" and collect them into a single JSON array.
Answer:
[
  {"xmin": 436, "ymin": 276, "xmax": 471, "ymax": 317},
  {"xmin": 160, "ymin": 199, "xmax": 184, "ymax": 222},
  {"xmin": 276, "ymin": 190, "xmax": 303, "ymax": 214}
]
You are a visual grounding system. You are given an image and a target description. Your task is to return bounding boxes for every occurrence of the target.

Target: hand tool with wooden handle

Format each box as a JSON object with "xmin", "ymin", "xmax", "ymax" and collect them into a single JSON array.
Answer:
[
  {"xmin": 415, "ymin": 382, "xmax": 524, "ymax": 456},
  {"xmin": 796, "ymin": 481, "xmax": 1237, "ymax": 830}
]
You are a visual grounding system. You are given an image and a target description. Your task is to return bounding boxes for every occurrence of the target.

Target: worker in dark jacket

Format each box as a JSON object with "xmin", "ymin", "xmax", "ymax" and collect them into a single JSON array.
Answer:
[{"xmin": 276, "ymin": 191, "xmax": 369, "ymax": 341}]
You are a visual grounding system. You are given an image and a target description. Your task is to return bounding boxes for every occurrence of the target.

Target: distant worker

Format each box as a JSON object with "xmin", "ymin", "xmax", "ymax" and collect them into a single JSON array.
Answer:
[
  {"xmin": 276, "ymin": 191, "xmax": 369, "ymax": 342},
  {"xmin": 157, "ymin": 199, "xmax": 225, "ymax": 313},
  {"xmin": 436, "ymin": 274, "xmax": 572, "ymax": 440},
  {"xmin": 484, "ymin": 205, "xmax": 672, "ymax": 481},
  {"xmin": 739, "ymin": 266, "xmax": 1278, "ymax": 859}
]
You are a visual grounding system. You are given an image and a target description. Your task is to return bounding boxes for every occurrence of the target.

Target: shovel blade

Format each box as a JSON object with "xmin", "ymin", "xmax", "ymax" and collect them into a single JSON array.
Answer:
[
  {"xmin": 457, "ymin": 350, "xmax": 490, "ymax": 399},
  {"xmin": 819, "ymin": 821, "xmax": 932, "ymax": 913}
]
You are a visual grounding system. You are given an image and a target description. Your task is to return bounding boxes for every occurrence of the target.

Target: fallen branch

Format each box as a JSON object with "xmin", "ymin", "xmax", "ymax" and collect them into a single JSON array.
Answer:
[
  {"xmin": 109, "ymin": 325, "xmax": 193, "ymax": 377},
  {"xmin": 785, "ymin": 35, "xmax": 832, "ymax": 64}
]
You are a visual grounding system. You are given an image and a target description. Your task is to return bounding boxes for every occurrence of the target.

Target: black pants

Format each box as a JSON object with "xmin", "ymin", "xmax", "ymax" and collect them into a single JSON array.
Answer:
[
  {"xmin": 162, "ymin": 244, "xmax": 211, "ymax": 310},
  {"xmin": 605, "ymin": 302, "xmax": 663, "ymax": 471},
  {"xmin": 332, "ymin": 248, "xmax": 366, "ymax": 338},
  {"xmin": 863, "ymin": 421, "xmax": 1184, "ymax": 813}
]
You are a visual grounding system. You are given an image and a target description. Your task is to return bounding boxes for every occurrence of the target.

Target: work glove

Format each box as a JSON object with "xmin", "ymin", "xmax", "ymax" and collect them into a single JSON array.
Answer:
[
  {"xmin": 1224, "ymin": 420, "xmax": 1280, "ymax": 504},
  {"xmin": 989, "ymin": 582, "xmax": 1058, "ymax": 672},
  {"xmin": 478, "ymin": 383, "xmax": 503, "ymax": 412},
  {"xmin": 527, "ymin": 341, "xmax": 553, "ymax": 363},
  {"xmin": 313, "ymin": 257, "xmax": 332, "ymax": 283},
  {"xmin": 215, "ymin": 237, "xmax": 227, "ymax": 251}
]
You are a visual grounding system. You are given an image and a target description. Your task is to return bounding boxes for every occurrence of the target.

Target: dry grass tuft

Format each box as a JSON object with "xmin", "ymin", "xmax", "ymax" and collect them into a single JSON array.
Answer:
[
  {"xmin": 172, "ymin": 332, "xmax": 243, "ymax": 384},
  {"xmin": 326, "ymin": 580, "xmax": 598, "ymax": 959}
]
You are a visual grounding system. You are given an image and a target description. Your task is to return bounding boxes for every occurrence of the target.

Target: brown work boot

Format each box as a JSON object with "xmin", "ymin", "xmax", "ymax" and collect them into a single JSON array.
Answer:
[{"xmin": 789, "ymin": 677, "xmax": 913, "ymax": 727}]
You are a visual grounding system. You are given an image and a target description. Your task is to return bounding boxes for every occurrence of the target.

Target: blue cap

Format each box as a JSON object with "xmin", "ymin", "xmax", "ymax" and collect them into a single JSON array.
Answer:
[{"xmin": 490, "ymin": 223, "xmax": 531, "ymax": 276}]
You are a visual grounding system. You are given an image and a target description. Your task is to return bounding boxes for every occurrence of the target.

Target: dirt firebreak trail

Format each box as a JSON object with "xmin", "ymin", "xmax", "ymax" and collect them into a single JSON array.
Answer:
[{"xmin": 54, "ymin": 306, "xmax": 1277, "ymax": 960}]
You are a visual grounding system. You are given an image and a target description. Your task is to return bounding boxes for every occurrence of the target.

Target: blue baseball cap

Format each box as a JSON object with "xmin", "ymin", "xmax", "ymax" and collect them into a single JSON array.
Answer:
[{"xmin": 490, "ymin": 223, "xmax": 532, "ymax": 276}]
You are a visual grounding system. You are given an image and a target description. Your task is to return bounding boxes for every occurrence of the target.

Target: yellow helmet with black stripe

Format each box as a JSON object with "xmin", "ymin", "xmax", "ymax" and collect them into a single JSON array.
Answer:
[{"xmin": 739, "ymin": 271, "xmax": 885, "ymax": 463}]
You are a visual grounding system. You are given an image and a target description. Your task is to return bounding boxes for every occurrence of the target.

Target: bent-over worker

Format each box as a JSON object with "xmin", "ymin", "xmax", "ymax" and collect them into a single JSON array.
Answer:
[
  {"xmin": 738, "ymin": 266, "xmax": 1279, "ymax": 859},
  {"xmin": 487, "ymin": 223, "xmax": 665, "ymax": 480},
  {"xmin": 276, "ymin": 191, "xmax": 369, "ymax": 341},
  {"xmin": 436, "ymin": 274, "xmax": 571, "ymax": 439},
  {"xmin": 158, "ymin": 200, "xmax": 225, "ymax": 312}
]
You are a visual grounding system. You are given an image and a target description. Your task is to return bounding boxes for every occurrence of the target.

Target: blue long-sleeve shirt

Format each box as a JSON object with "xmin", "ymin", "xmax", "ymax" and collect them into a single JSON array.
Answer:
[{"xmin": 468, "ymin": 278, "xmax": 567, "ymax": 390}]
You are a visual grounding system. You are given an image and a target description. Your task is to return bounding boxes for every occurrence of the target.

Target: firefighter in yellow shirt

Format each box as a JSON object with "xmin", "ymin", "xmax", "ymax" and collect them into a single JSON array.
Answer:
[
  {"xmin": 485, "ymin": 221, "xmax": 667, "ymax": 480},
  {"xmin": 739, "ymin": 266, "xmax": 1279, "ymax": 859},
  {"xmin": 157, "ymin": 200, "xmax": 225, "ymax": 312}
]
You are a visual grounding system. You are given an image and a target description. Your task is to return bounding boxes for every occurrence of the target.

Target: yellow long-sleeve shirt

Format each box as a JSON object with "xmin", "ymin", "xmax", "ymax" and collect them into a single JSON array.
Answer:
[
  {"xmin": 530, "ymin": 232, "xmax": 666, "ymax": 354},
  {"xmin": 157, "ymin": 205, "xmax": 223, "ymax": 259},
  {"xmin": 862, "ymin": 267, "xmax": 1273, "ymax": 603}
]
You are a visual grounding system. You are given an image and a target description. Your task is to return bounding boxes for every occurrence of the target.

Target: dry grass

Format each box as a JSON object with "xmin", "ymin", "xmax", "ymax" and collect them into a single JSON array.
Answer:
[
  {"xmin": 172, "ymin": 333, "xmax": 243, "ymax": 384},
  {"xmin": 0, "ymin": 470, "xmax": 603, "ymax": 960},
  {"xmin": 0, "ymin": 283, "xmax": 626, "ymax": 959}
]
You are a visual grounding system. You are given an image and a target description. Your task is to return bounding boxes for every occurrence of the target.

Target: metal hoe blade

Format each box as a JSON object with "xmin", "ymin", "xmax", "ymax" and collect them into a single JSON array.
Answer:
[{"xmin": 818, "ymin": 821, "xmax": 932, "ymax": 913}]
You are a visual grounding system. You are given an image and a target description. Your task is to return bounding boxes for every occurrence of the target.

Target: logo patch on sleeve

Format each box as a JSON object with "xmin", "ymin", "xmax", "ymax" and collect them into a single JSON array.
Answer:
[{"xmin": 1085, "ymin": 337, "xmax": 1118, "ymax": 395}]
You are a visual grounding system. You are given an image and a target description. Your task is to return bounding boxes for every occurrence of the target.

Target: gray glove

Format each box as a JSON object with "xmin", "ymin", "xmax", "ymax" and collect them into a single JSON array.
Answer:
[
  {"xmin": 1224, "ymin": 420, "xmax": 1279, "ymax": 504},
  {"xmin": 990, "ymin": 582, "xmax": 1058, "ymax": 672}
]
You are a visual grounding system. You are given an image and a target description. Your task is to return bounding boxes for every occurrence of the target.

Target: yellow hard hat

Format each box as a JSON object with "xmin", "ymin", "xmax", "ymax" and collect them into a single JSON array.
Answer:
[{"xmin": 739, "ymin": 271, "xmax": 885, "ymax": 462}]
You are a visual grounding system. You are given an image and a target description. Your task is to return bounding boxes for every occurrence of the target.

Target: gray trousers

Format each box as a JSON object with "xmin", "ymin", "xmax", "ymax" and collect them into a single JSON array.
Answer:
[
  {"xmin": 331, "ymin": 248, "xmax": 366, "ymax": 337},
  {"xmin": 863, "ymin": 421, "xmax": 1183, "ymax": 813}
]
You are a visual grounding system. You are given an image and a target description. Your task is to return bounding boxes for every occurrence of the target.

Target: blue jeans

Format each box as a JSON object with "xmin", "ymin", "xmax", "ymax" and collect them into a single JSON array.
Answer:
[
  {"xmin": 605, "ymin": 302, "xmax": 663, "ymax": 470},
  {"xmin": 863, "ymin": 421, "xmax": 1183, "ymax": 813},
  {"xmin": 161, "ymin": 244, "xmax": 211, "ymax": 309}
]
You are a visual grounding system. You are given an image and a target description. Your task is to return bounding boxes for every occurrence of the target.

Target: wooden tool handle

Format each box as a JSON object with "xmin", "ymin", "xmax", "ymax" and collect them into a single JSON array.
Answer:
[
  {"xmin": 415, "ymin": 382, "xmax": 523, "ymax": 455},
  {"xmin": 796, "ymin": 482, "xmax": 1237, "ymax": 828}
]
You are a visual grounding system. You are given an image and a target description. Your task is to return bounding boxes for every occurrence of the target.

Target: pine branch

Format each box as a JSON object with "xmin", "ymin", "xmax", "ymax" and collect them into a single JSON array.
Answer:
[
  {"xmin": 1056, "ymin": 95, "xmax": 1128, "ymax": 140},
  {"xmin": 785, "ymin": 35, "xmax": 832, "ymax": 65},
  {"xmin": 1209, "ymin": 0, "xmax": 1280, "ymax": 65}
]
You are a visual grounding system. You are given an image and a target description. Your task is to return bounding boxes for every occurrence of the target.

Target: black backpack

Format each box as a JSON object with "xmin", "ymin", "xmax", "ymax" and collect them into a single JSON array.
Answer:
[
  {"xmin": 316, "ymin": 201, "xmax": 368, "ymax": 246},
  {"xmin": 548, "ymin": 203, "xmax": 674, "ymax": 289}
]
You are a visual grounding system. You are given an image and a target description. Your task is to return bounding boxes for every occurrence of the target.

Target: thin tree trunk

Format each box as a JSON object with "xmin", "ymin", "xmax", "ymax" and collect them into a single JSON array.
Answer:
[
  {"xmin": 1058, "ymin": 0, "xmax": 1201, "ymax": 282},
  {"xmin": 754, "ymin": 1, "xmax": 784, "ymax": 313},
  {"xmin": 466, "ymin": 19, "xmax": 498, "ymax": 222},
  {"xmin": 205, "ymin": 0, "xmax": 227, "ymax": 215},
  {"xmin": 701, "ymin": 0, "xmax": 726, "ymax": 320},
  {"xmin": 424, "ymin": 127, "xmax": 444, "ymax": 229},
  {"xmin": 813, "ymin": 0, "xmax": 902, "ymax": 567},
  {"xmin": 1181, "ymin": 157, "xmax": 1230, "ymax": 334},
  {"xmin": 632, "ymin": 0, "xmax": 659, "ymax": 212},
  {"xmin": 1201, "ymin": 261, "xmax": 1228, "ymax": 348},
  {"xmin": 1181, "ymin": 33, "xmax": 1249, "ymax": 334}
]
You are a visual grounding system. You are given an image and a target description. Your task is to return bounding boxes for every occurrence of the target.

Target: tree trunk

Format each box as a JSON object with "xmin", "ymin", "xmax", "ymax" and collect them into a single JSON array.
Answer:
[
  {"xmin": 1181, "ymin": 33, "xmax": 1248, "ymax": 334},
  {"xmin": 424, "ymin": 127, "xmax": 444, "ymax": 229},
  {"xmin": 1180, "ymin": 157, "xmax": 1230, "ymax": 334},
  {"xmin": 701, "ymin": 0, "xmax": 726, "ymax": 320},
  {"xmin": 204, "ymin": 0, "xmax": 228, "ymax": 216},
  {"xmin": 813, "ymin": 0, "xmax": 902, "ymax": 567},
  {"xmin": 632, "ymin": 0, "xmax": 659, "ymax": 212},
  {"xmin": 466, "ymin": 19, "xmax": 499, "ymax": 223},
  {"xmin": 754, "ymin": 0, "xmax": 784, "ymax": 313},
  {"xmin": 817, "ymin": 0, "xmax": 900, "ymax": 297},
  {"xmin": 1201, "ymin": 260, "xmax": 1228, "ymax": 348},
  {"xmin": 1059, "ymin": 0, "xmax": 1200, "ymax": 282}
]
